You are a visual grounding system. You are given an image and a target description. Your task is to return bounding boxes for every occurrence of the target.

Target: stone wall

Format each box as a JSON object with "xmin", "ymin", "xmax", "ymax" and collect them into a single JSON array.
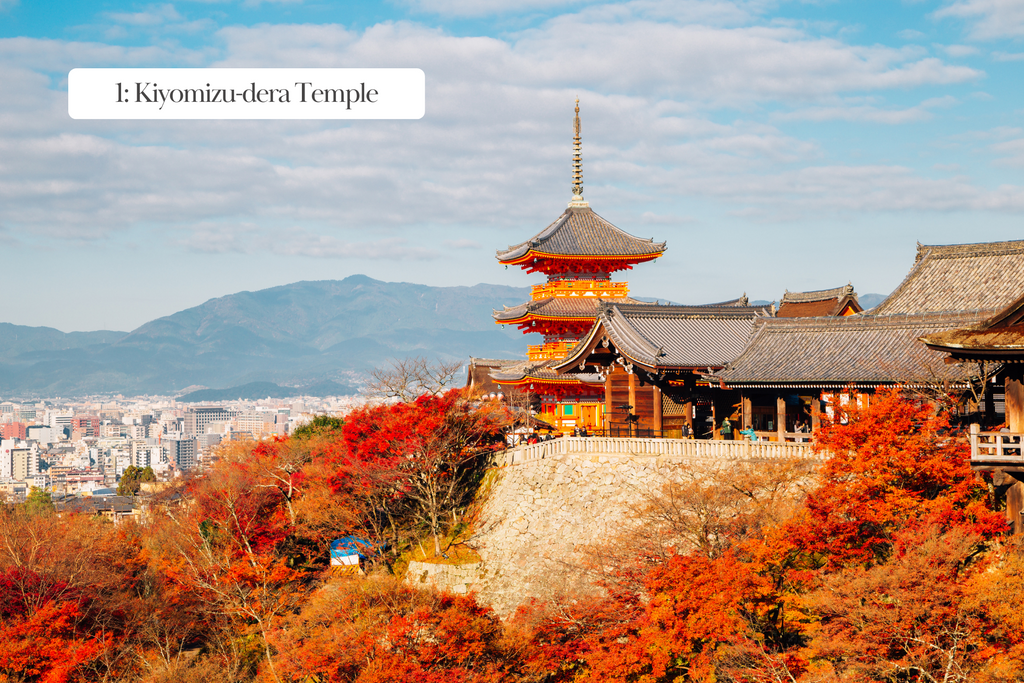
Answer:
[{"xmin": 410, "ymin": 437, "xmax": 820, "ymax": 615}]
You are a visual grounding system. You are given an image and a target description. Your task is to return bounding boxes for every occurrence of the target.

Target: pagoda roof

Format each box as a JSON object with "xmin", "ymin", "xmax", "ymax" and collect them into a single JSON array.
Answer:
[
  {"xmin": 490, "ymin": 358, "xmax": 604, "ymax": 386},
  {"xmin": 921, "ymin": 293, "xmax": 1024, "ymax": 360},
  {"xmin": 496, "ymin": 205, "xmax": 666, "ymax": 264},
  {"xmin": 715, "ymin": 311, "xmax": 983, "ymax": 388},
  {"xmin": 493, "ymin": 295, "xmax": 643, "ymax": 323},
  {"xmin": 466, "ymin": 357, "xmax": 523, "ymax": 393},
  {"xmin": 875, "ymin": 239, "xmax": 1024, "ymax": 315},
  {"xmin": 777, "ymin": 284, "xmax": 862, "ymax": 318},
  {"xmin": 555, "ymin": 301, "xmax": 771, "ymax": 373}
]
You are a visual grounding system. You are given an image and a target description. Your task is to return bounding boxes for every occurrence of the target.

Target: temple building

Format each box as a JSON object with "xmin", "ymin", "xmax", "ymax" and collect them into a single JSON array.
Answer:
[
  {"xmin": 552, "ymin": 300, "xmax": 771, "ymax": 437},
  {"xmin": 776, "ymin": 284, "xmax": 862, "ymax": 318},
  {"xmin": 921, "ymin": 293, "xmax": 1024, "ymax": 533},
  {"xmin": 487, "ymin": 101, "xmax": 666, "ymax": 433},
  {"xmin": 711, "ymin": 239, "xmax": 1024, "ymax": 440}
]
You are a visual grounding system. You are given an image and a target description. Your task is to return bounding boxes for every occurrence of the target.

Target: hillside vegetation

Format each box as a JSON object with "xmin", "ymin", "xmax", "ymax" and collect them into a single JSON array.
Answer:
[{"xmin": 2, "ymin": 388, "xmax": 1023, "ymax": 682}]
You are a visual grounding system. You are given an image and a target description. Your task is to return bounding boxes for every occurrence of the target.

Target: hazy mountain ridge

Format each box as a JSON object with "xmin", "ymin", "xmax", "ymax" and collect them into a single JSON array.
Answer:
[{"xmin": 0, "ymin": 276, "xmax": 535, "ymax": 397}]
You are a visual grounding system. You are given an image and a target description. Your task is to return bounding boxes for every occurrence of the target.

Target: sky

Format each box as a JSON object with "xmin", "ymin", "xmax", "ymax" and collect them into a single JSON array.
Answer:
[{"xmin": 3, "ymin": 0, "xmax": 1024, "ymax": 332}]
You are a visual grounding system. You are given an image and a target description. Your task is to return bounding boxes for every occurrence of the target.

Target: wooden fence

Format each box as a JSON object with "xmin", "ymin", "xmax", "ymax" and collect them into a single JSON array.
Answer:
[{"xmin": 970, "ymin": 423, "xmax": 1024, "ymax": 464}]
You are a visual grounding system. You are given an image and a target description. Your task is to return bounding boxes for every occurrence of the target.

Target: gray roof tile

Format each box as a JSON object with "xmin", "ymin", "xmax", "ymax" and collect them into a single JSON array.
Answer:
[
  {"xmin": 496, "ymin": 206, "xmax": 666, "ymax": 261},
  {"xmin": 875, "ymin": 240, "xmax": 1024, "ymax": 314},
  {"xmin": 716, "ymin": 312, "xmax": 984, "ymax": 387}
]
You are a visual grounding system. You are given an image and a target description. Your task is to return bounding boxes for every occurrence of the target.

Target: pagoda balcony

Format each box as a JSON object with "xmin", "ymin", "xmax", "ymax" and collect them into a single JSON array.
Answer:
[
  {"xmin": 528, "ymin": 341, "xmax": 578, "ymax": 361},
  {"xmin": 531, "ymin": 280, "xmax": 629, "ymax": 301}
]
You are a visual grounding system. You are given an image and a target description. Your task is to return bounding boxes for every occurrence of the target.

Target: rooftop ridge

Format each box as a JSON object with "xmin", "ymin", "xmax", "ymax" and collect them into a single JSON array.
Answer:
[
  {"xmin": 916, "ymin": 238, "xmax": 1024, "ymax": 260},
  {"xmin": 780, "ymin": 284, "xmax": 855, "ymax": 303},
  {"xmin": 600, "ymin": 302, "xmax": 772, "ymax": 319},
  {"xmin": 749, "ymin": 309, "xmax": 989, "ymax": 333}
]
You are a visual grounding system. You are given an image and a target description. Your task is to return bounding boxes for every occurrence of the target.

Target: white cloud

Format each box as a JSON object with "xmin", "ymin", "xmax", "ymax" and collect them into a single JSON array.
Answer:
[
  {"xmin": 180, "ymin": 223, "xmax": 440, "ymax": 259},
  {"xmin": 993, "ymin": 51, "xmax": 1024, "ymax": 60},
  {"xmin": 107, "ymin": 4, "xmax": 182, "ymax": 26},
  {"xmin": 940, "ymin": 43, "xmax": 980, "ymax": 56},
  {"xmin": 0, "ymin": 9, "xmax": 1010, "ymax": 260},
  {"xmin": 776, "ymin": 95, "xmax": 958, "ymax": 124},
  {"xmin": 935, "ymin": 0, "xmax": 1024, "ymax": 40},
  {"xmin": 401, "ymin": 0, "xmax": 592, "ymax": 17},
  {"xmin": 991, "ymin": 138, "xmax": 1024, "ymax": 166},
  {"xmin": 443, "ymin": 239, "xmax": 482, "ymax": 248}
]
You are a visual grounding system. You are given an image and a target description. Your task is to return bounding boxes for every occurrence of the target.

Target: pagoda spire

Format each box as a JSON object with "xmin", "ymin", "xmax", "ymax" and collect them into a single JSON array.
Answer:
[{"xmin": 569, "ymin": 99, "xmax": 588, "ymax": 208}]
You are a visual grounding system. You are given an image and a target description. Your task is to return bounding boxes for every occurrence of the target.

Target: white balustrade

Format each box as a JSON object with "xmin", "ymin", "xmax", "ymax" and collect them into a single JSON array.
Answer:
[{"xmin": 495, "ymin": 436, "xmax": 821, "ymax": 466}]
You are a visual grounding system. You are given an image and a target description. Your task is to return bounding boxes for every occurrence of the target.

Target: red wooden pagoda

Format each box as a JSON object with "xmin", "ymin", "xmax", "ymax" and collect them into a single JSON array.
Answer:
[{"xmin": 490, "ymin": 101, "xmax": 666, "ymax": 432}]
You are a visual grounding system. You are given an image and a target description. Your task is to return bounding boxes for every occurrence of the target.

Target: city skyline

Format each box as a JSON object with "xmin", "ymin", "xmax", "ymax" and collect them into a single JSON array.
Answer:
[{"xmin": 3, "ymin": 0, "xmax": 1024, "ymax": 331}]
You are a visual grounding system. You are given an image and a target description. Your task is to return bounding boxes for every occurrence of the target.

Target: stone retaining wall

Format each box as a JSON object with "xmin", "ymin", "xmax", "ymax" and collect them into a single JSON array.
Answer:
[{"xmin": 410, "ymin": 438, "xmax": 820, "ymax": 615}]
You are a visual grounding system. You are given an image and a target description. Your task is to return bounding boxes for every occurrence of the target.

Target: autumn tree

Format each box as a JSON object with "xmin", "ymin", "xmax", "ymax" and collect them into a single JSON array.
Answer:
[
  {"xmin": 339, "ymin": 390, "xmax": 507, "ymax": 556},
  {"xmin": 365, "ymin": 356, "xmax": 465, "ymax": 402},
  {"xmin": 795, "ymin": 386, "xmax": 1005, "ymax": 566}
]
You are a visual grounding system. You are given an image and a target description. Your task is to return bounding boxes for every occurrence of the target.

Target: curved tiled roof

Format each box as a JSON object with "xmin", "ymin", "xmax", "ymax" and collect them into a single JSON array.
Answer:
[
  {"xmin": 874, "ymin": 239, "xmax": 1024, "ymax": 315},
  {"xmin": 490, "ymin": 358, "xmax": 603, "ymax": 385},
  {"xmin": 555, "ymin": 301, "xmax": 771, "ymax": 371},
  {"xmin": 780, "ymin": 284, "xmax": 855, "ymax": 304},
  {"xmin": 716, "ymin": 312, "xmax": 984, "ymax": 387},
  {"xmin": 493, "ymin": 296, "xmax": 642, "ymax": 322},
  {"xmin": 496, "ymin": 206, "xmax": 666, "ymax": 262}
]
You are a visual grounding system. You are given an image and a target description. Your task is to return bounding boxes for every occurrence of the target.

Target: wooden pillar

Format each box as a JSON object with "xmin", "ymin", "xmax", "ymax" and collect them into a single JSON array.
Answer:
[
  {"xmin": 628, "ymin": 372, "xmax": 637, "ymax": 437},
  {"xmin": 1005, "ymin": 370, "xmax": 1024, "ymax": 432},
  {"xmin": 653, "ymin": 385, "xmax": 663, "ymax": 435},
  {"xmin": 1009, "ymin": 478, "xmax": 1024, "ymax": 535},
  {"xmin": 811, "ymin": 398, "xmax": 820, "ymax": 433},
  {"xmin": 741, "ymin": 395, "xmax": 752, "ymax": 430},
  {"xmin": 683, "ymin": 401, "xmax": 693, "ymax": 433},
  {"xmin": 604, "ymin": 372, "xmax": 613, "ymax": 434},
  {"xmin": 776, "ymin": 395, "xmax": 786, "ymax": 442}
]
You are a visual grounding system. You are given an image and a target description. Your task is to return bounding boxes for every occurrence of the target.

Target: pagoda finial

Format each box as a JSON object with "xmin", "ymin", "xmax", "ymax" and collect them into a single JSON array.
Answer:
[{"xmin": 569, "ymin": 98, "xmax": 588, "ymax": 208}]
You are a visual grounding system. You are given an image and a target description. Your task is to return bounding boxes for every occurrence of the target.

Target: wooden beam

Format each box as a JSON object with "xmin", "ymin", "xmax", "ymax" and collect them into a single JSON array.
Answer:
[
  {"xmin": 741, "ymin": 395, "xmax": 752, "ymax": 430},
  {"xmin": 811, "ymin": 398, "xmax": 820, "ymax": 433}
]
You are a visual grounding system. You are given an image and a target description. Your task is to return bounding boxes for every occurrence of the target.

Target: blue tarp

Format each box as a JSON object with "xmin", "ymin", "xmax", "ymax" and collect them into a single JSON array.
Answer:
[{"xmin": 330, "ymin": 536, "xmax": 377, "ymax": 560}]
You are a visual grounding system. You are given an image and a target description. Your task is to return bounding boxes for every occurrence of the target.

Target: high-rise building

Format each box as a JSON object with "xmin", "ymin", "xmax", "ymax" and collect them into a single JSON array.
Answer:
[
  {"xmin": 12, "ymin": 448, "xmax": 38, "ymax": 482},
  {"xmin": 163, "ymin": 436, "xmax": 198, "ymax": 470},
  {"xmin": 1, "ymin": 423, "xmax": 26, "ymax": 440},
  {"xmin": 183, "ymin": 407, "xmax": 235, "ymax": 437}
]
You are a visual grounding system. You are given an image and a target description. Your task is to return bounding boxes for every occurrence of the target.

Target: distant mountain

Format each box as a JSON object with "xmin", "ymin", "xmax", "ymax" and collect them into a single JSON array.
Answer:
[
  {"xmin": 177, "ymin": 380, "xmax": 357, "ymax": 403},
  {"xmin": 858, "ymin": 293, "xmax": 887, "ymax": 310},
  {"xmin": 0, "ymin": 276, "xmax": 537, "ymax": 397},
  {"xmin": 0, "ymin": 323, "xmax": 126, "ymax": 359}
]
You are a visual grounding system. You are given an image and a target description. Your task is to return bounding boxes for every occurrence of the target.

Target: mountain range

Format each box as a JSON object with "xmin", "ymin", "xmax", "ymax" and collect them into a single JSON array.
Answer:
[
  {"xmin": 0, "ymin": 276, "xmax": 537, "ymax": 398},
  {"xmin": 0, "ymin": 277, "xmax": 889, "ymax": 399}
]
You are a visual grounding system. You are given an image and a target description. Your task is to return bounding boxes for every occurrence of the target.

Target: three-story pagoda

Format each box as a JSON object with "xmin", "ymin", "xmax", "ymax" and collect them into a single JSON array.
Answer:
[{"xmin": 490, "ymin": 101, "xmax": 667, "ymax": 432}]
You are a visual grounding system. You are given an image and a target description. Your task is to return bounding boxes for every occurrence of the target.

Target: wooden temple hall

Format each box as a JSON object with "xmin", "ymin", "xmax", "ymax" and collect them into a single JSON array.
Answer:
[{"xmin": 466, "ymin": 102, "xmax": 1024, "ymax": 452}]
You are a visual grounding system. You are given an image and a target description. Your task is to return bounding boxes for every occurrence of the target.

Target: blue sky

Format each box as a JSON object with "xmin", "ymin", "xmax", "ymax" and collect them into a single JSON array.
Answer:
[{"xmin": 3, "ymin": 0, "xmax": 1024, "ymax": 331}]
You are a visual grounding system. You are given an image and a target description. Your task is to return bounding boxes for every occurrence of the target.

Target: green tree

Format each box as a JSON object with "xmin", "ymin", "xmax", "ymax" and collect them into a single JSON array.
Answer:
[
  {"xmin": 117, "ymin": 465, "xmax": 156, "ymax": 497},
  {"xmin": 292, "ymin": 414, "xmax": 345, "ymax": 440},
  {"xmin": 23, "ymin": 487, "xmax": 53, "ymax": 515}
]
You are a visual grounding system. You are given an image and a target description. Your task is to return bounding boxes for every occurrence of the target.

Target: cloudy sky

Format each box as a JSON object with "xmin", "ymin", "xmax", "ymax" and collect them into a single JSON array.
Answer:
[{"xmin": 3, "ymin": 0, "xmax": 1024, "ymax": 331}]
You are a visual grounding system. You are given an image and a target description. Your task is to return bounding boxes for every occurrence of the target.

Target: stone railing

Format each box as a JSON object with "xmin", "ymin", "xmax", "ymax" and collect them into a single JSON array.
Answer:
[
  {"xmin": 495, "ymin": 436, "xmax": 820, "ymax": 466},
  {"xmin": 970, "ymin": 424, "xmax": 1024, "ymax": 464}
]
